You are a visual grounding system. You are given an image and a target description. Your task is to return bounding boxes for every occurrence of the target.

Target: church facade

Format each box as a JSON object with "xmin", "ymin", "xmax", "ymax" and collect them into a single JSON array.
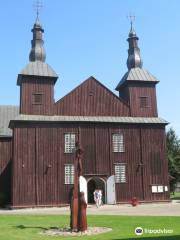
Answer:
[{"xmin": 0, "ymin": 17, "xmax": 169, "ymax": 208}]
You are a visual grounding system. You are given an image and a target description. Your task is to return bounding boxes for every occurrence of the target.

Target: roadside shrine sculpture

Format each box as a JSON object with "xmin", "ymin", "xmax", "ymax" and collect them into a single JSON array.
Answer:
[{"xmin": 70, "ymin": 141, "xmax": 87, "ymax": 232}]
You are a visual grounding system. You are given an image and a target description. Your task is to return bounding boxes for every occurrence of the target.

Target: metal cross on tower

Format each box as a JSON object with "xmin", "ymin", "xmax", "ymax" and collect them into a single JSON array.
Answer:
[
  {"xmin": 33, "ymin": 0, "xmax": 43, "ymax": 18},
  {"xmin": 127, "ymin": 14, "xmax": 136, "ymax": 28}
]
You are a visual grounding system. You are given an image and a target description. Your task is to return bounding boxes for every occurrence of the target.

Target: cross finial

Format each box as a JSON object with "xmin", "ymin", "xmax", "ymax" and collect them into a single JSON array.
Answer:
[
  {"xmin": 127, "ymin": 14, "xmax": 136, "ymax": 29},
  {"xmin": 33, "ymin": 0, "xmax": 43, "ymax": 19}
]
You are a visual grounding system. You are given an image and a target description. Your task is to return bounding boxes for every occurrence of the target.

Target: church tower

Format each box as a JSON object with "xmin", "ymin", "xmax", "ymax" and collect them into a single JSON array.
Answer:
[
  {"xmin": 116, "ymin": 23, "xmax": 159, "ymax": 117},
  {"xmin": 17, "ymin": 16, "xmax": 58, "ymax": 115}
]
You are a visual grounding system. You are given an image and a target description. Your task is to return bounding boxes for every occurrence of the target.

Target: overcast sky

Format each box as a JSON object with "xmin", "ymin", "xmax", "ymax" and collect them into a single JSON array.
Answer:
[{"xmin": 0, "ymin": 0, "xmax": 179, "ymax": 137}]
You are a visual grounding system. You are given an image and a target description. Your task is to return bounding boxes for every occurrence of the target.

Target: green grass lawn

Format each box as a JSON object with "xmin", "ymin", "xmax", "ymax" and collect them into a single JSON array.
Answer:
[
  {"xmin": 0, "ymin": 215, "xmax": 179, "ymax": 240},
  {"xmin": 170, "ymin": 192, "xmax": 180, "ymax": 200}
]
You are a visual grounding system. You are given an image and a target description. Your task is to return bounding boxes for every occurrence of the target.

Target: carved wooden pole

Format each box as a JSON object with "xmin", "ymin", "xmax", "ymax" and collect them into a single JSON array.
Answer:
[
  {"xmin": 70, "ymin": 141, "xmax": 84, "ymax": 231},
  {"xmin": 71, "ymin": 157, "xmax": 79, "ymax": 230}
]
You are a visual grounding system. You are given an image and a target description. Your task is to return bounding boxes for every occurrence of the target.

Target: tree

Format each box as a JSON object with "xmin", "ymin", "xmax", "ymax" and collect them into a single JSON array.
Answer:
[{"xmin": 166, "ymin": 128, "xmax": 180, "ymax": 192}]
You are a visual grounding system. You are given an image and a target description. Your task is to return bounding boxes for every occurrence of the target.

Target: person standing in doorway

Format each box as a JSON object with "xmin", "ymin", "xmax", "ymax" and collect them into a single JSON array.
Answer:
[
  {"xmin": 98, "ymin": 189, "xmax": 103, "ymax": 206},
  {"xmin": 93, "ymin": 189, "xmax": 99, "ymax": 207}
]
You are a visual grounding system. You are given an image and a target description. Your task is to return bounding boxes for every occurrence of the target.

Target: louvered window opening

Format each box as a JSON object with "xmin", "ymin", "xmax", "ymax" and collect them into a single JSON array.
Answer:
[
  {"xmin": 140, "ymin": 96, "xmax": 149, "ymax": 108},
  {"xmin": 115, "ymin": 164, "xmax": 126, "ymax": 183},
  {"xmin": 64, "ymin": 133, "xmax": 75, "ymax": 153},
  {"xmin": 112, "ymin": 133, "xmax": 124, "ymax": 152},
  {"xmin": 65, "ymin": 164, "xmax": 74, "ymax": 184},
  {"xmin": 33, "ymin": 93, "xmax": 42, "ymax": 104}
]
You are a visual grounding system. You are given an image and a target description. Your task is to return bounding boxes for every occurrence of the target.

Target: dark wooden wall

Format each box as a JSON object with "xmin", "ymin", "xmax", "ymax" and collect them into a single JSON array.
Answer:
[
  {"xmin": 129, "ymin": 84, "xmax": 158, "ymax": 117},
  {"xmin": 11, "ymin": 122, "xmax": 169, "ymax": 207},
  {"xmin": 55, "ymin": 77, "xmax": 130, "ymax": 116},
  {"xmin": 0, "ymin": 138, "xmax": 12, "ymax": 205},
  {"xmin": 119, "ymin": 83, "xmax": 158, "ymax": 117},
  {"xmin": 141, "ymin": 127, "xmax": 169, "ymax": 201},
  {"xmin": 20, "ymin": 76, "xmax": 54, "ymax": 115}
]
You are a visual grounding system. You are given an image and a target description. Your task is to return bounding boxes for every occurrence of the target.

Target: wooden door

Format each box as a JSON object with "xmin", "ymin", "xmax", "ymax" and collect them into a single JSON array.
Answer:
[{"xmin": 107, "ymin": 175, "xmax": 116, "ymax": 204}]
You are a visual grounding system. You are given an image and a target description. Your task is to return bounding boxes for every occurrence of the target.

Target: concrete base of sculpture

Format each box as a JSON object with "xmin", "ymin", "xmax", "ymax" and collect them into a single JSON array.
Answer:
[{"xmin": 41, "ymin": 227, "xmax": 112, "ymax": 236}]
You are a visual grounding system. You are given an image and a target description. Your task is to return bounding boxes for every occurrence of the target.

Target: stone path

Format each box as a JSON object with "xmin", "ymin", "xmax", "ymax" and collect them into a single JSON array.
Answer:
[{"xmin": 0, "ymin": 200, "xmax": 180, "ymax": 216}]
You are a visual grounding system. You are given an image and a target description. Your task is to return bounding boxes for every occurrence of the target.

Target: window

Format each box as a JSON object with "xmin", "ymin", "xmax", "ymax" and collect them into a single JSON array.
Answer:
[
  {"xmin": 64, "ymin": 133, "xmax": 76, "ymax": 153},
  {"xmin": 115, "ymin": 164, "xmax": 126, "ymax": 183},
  {"xmin": 139, "ymin": 96, "xmax": 149, "ymax": 108},
  {"xmin": 33, "ymin": 93, "xmax": 43, "ymax": 104},
  {"xmin": 65, "ymin": 164, "xmax": 74, "ymax": 184},
  {"xmin": 112, "ymin": 133, "xmax": 124, "ymax": 152}
]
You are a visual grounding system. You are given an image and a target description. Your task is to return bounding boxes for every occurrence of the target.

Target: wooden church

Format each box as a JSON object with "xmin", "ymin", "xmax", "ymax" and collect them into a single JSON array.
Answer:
[{"xmin": 0, "ymin": 16, "xmax": 170, "ymax": 208}]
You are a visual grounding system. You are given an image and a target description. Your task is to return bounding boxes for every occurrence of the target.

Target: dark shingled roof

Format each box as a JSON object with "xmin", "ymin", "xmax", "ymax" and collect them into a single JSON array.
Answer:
[{"xmin": 0, "ymin": 105, "xmax": 19, "ymax": 137}]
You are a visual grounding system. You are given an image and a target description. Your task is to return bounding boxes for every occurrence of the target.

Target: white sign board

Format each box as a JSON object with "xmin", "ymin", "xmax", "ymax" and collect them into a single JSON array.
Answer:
[
  {"xmin": 158, "ymin": 186, "xmax": 163, "ymax": 193},
  {"xmin": 152, "ymin": 186, "xmax": 158, "ymax": 193}
]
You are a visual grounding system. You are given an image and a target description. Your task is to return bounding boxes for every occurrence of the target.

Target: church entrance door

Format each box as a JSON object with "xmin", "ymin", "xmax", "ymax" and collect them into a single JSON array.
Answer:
[{"xmin": 87, "ymin": 177, "xmax": 106, "ymax": 204}]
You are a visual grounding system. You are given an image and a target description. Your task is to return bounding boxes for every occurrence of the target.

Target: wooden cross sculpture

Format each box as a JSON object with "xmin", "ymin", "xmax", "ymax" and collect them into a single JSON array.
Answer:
[{"xmin": 70, "ymin": 141, "xmax": 87, "ymax": 232}]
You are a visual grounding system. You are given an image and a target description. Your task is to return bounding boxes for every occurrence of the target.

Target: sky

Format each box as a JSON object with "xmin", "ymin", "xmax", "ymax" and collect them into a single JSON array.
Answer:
[{"xmin": 0, "ymin": 0, "xmax": 179, "ymax": 137}]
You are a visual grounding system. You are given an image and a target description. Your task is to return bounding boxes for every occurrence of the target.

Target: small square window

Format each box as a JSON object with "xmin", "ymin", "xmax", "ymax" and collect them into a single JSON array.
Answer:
[
  {"xmin": 139, "ymin": 96, "xmax": 149, "ymax": 108},
  {"xmin": 33, "ymin": 93, "xmax": 43, "ymax": 104}
]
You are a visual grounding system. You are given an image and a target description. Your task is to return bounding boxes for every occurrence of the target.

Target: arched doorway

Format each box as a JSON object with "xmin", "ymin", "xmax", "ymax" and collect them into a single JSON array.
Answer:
[{"xmin": 87, "ymin": 177, "xmax": 106, "ymax": 204}]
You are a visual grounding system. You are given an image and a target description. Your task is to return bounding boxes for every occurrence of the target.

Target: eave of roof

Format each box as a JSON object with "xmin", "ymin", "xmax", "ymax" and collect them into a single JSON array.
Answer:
[{"xmin": 9, "ymin": 114, "xmax": 168, "ymax": 127}]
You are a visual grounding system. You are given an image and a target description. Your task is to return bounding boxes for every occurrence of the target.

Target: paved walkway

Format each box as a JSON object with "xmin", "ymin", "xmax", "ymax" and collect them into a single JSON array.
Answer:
[{"xmin": 0, "ymin": 201, "xmax": 180, "ymax": 216}]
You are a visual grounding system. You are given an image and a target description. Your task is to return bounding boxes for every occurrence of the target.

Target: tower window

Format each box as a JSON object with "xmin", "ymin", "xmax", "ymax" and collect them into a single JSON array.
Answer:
[
  {"xmin": 65, "ymin": 164, "xmax": 74, "ymax": 184},
  {"xmin": 64, "ymin": 133, "xmax": 76, "ymax": 153},
  {"xmin": 139, "ymin": 96, "xmax": 149, "ymax": 108},
  {"xmin": 115, "ymin": 164, "xmax": 126, "ymax": 183},
  {"xmin": 33, "ymin": 93, "xmax": 43, "ymax": 104},
  {"xmin": 112, "ymin": 133, "xmax": 125, "ymax": 152}
]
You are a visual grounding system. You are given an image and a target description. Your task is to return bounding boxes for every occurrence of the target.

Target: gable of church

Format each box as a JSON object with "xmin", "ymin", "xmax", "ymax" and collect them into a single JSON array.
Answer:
[{"xmin": 55, "ymin": 77, "xmax": 130, "ymax": 116}]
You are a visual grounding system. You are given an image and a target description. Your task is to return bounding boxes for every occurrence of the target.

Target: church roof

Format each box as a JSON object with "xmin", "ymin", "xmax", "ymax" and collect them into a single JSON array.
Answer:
[
  {"xmin": 17, "ymin": 61, "xmax": 58, "ymax": 85},
  {"xmin": 115, "ymin": 67, "xmax": 159, "ymax": 90},
  {"xmin": 10, "ymin": 114, "xmax": 168, "ymax": 125},
  {"xmin": 0, "ymin": 106, "xmax": 19, "ymax": 137}
]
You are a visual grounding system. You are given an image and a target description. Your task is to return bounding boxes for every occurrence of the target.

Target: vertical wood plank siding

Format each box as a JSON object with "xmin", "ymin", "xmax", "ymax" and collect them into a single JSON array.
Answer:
[
  {"xmin": 11, "ymin": 122, "xmax": 169, "ymax": 207},
  {"xmin": 20, "ymin": 77, "xmax": 54, "ymax": 115},
  {"xmin": 141, "ymin": 127, "xmax": 169, "ymax": 201},
  {"xmin": 129, "ymin": 84, "xmax": 158, "ymax": 117},
  {"xmin": 0, "ymin": 138, "xmax": 12, "ymax": 204},
  {"xmin": 55, "ymin": 78, "xmax": 130, "ymax": 116}
]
